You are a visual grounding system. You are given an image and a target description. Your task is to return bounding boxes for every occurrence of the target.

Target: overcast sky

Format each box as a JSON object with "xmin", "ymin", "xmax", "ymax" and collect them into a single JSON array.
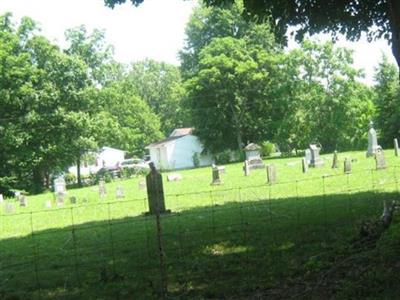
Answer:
[{"xmin": 0, "ymin": 0, "xmax": 396, "ymax": 85}]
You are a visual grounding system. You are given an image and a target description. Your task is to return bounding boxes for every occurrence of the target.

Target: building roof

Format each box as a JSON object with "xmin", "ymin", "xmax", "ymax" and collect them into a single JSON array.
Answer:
[
  {"xmin": 146, "ymin": 128, "xmax": 195, "ymax": 149},
  {"xmin": 170, "ymin": 127, "xmax": 194, "ymax": 137},
  {"xmin": 243, "ymin": 143, "xmax": 261, "ymax": 151}
]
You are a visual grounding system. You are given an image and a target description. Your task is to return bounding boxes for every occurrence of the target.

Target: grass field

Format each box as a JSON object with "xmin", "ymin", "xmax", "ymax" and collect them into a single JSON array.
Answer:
[{"xmin": 1, "ymin": 150, "xmax": 400, "ymax": 299}]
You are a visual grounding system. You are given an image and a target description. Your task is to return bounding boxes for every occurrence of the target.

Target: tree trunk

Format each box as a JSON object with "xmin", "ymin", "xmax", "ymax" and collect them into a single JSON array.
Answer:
[
  {"xmin": 229, "ymin": 102, "xmax": 244, "ymax": 150},
  {"xmin": 32, "ymin": 167, "xmax": 44, "ymax": 194},
  {"xmin": 388, "ymin": 0, "xmax": 400, "ymax": 79},
  {"xmin": 77, "ymin": 156, "xmax": 82, "ymax": 187}
]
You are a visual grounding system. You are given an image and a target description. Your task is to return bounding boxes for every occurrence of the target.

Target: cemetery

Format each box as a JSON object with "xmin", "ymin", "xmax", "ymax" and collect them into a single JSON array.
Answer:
[{"xmin": 1, "ymin": 146, "xmax": 400, "ymax": 298}]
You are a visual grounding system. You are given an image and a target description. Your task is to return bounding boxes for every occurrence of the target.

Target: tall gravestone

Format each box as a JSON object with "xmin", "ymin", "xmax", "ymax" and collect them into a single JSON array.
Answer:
[
  {"xmin": 54, "ymin": 177, "xmax": 67, "ymax": 206},
  {"xmin": 19, "ymin": 195, "xmax": 27, "ymax": 207},
  {"xmin": 344, "ymin": 157, "xmax": 352, "ymax": 174},
  {"xmin": 309, "ymin": 144, "xmax": 324, "ymax": 168},
  {"xmin": 394, "ymin": 138, "xmax": 399, "ymax": 157},
  {"xmin": 301, "ymin": 158, "xmax": 308, "ymax": 173},
  {"xmin": 366, "ymin": 121, "xmax": 381, "ymax": 157},
  {"xmin": 211, "ymin": 164, "xmax": 222, "ymax": 185},
  {"xmin": 243, "ymin": 160, "xmax": 250, "ymax": 176},
  {"xmin": 331, "ymin": 151, "xmax": 338, "ymax": 169},
  {"xmin": 266, "ymin": 164, "xmax": 277, "ymax": 184},
  {"xmin": 304, "ymin": 149, "xmax": 312, "ymax": 165},
  {"xmin": 99, "ymin": 180, "xmax": 107, "ymax": 199},
  {"xmin": 375, "ymin": 149, "xmax": 387, "ymax": 170},
  {"xmin": 146, "ymin": 162, "xmax": 167, "ymax": 215},
  {"xmin": 0, "ymin": 194, "xmax": 3, "ymax": 204},
  {"xmin": 116, "ymin": 185, "xmax": 125, "ymax": 198}
]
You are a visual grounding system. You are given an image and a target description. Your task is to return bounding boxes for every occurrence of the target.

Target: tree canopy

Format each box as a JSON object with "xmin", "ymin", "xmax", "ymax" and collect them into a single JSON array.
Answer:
[{"xmin": 104, "ymin": 0, "xmax": 400, "ymax": 72}]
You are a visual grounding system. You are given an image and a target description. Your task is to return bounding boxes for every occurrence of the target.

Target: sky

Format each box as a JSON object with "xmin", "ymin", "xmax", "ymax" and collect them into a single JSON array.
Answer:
[{"xmin": 0, "ymin": 0, "xmax": 397, "ymax": 85}]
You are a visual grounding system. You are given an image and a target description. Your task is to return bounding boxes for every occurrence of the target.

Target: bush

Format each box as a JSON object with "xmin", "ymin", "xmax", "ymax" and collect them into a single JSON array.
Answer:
[
  {"xmin": 64, "ymin": 173, "xmax": 77, "ymax": 185},
  {"xmin": 261, "ymin": 141, "xmax": 276, "ymax": 157},
  {"xmin": 192, "ymin": 152, "xmax": 200, "ymax": 168},
  {"xmin": 215, "ymin": 150, "xmax": 231, "ymax": 164}
]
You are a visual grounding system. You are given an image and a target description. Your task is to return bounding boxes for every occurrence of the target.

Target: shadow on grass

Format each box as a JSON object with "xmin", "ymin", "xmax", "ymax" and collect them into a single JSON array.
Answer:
[{"xmin": 0, "ymin": 190, "xmax": 398, "ymax": 300}]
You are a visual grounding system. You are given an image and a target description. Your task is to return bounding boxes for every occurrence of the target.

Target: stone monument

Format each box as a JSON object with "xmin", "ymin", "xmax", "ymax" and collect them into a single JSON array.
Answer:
[
  {"xmin": 375, "ymin": 149, "xmax": 387, "ymax": 170},
  {"xmin": 394, "ymin": 138, "xmax": 399, "ymax": 157},
  {"xmin": 331, "ymin": 151, "xmax": 338, "ymax": 169},
  {"xmin": 366, "ymin": 121, "xmax": 381, "ymax": 157},
  {"xmin": 266, "ymin": 164, "xmax": 277, "ymax": 184},
  {"xmin": 211, "ymin": 164, "xmax": 222, "ymax": 185},
  {"xmin": 301, "ymin": 157, "xmax": 308, "ymax": 173},
  {"xmin": 54, "ymin": 177, "xmax": 67, "ymax": 205},
  {"xmin": 243, "ymin": 143, "xmax": 265, "ymax": 174},
  {"xmin": 344, "ymin": 157, "xmax": 352, "ymax": 174},
  {"xmin": 309, "ymin": 144, "xmax": 324, "ymax": 168},
  {"xmin": 116, "ymin": 186, "xmax": 125, "ymax": 198},
  {"xmin": 146, "ymin": 162, "xmax": 168, "ymax": 215},
  {"xmin": 99, "ymin": 180, "xmax": 107, "ymax": 199}
]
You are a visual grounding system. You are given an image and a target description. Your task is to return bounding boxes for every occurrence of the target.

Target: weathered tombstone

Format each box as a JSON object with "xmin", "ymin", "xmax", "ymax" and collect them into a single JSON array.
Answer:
[
  {"xmin": 344, "ymin": 157, "xmax": 352, "ymax": 174},
  {"xmin": 211, "ymin": 165, "xmax": 222, "ymax": 185},
  {"xmin": 331, "ymin": 151, "xmax": 338, "ymax": 169},
  {"xmin": 366, "ymin": 121, "xmax": 381, "ymax": 157},
  {"xmin": 5, "ymin": 203, "xmax": 15, "ymax": 214},
  {"xmin": 69, "ymin": 196, "xmax": 77, "ymax": 204},
  {"xmin": 0, "ymin": 194, "xmax": 3, "ymax": 204},
  {"xmin": 217, "ymin": 165, "xmax": 226, "ymax": 174},
  {"xmin": 14, "ymin": 191, "xmax": 21, "ymax": 202},
  {"xmin": 243, "ymin": 160, "xmax": 250, "ymax": 176},
  {"xmin": 45, "ymin": 200, "xmax": 52, "ymax": 209},
  {"xmin": 375, "ymin": 149, "xmax": 387, "ymax": 170},
  {"xmin": 301, "ymin": 158, "xmax": 308, "ymax": 173},
  {"xmin": 138, "ymin": 180, "xmax": 146, "ymax": 191},
  {"xmin": 266, "ymin": 164, "xmax": 277, "ymax": 184},
  {"xmin": 146, "ymin": 162, "xmax": 167, "ymax": 215},
  {"xmin": 54, "ymin": 177, "xmax": 67, "ymax": 205},
  {"xmin": 305, "ymin": 149, "xmax": 312, "ymax": 165},
  {"xmin": 99, "ymin": 179, "xmax": 107, "ymax": 199},
  {"xmin": 82, "ymin": 197, "xmax": 88, "ymax": 203},
  {"xmin": 243, "ymin": 143, "xmax": 265, "ymax": 173},
  {"xmin": 394, "ymin": 138, "xmax": 399, "ymax": 157},
  {"xmin": 167, "ymin": 173, "xmax": 183, "ymax": 182},
  {"xmin": 309, "ymin": 144, "xmax": 324, "ymax": 168},
  {"xmin": 116, "ymin": 185, "xmax": 125, "ymax": 198},
  {"xmin": 19, "ymin": 195, "xmax": 27, "ymax": 207}
]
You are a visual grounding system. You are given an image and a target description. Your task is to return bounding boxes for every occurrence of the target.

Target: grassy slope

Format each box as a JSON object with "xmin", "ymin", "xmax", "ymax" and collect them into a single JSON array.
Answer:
[{"xmin": 1, "ymin": 150, "xmax": 400, "ymax": 299}]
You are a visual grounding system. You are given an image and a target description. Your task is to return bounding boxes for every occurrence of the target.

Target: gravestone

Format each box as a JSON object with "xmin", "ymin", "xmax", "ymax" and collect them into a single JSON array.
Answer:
[
  {"xmin": 19, "ymin": 195, "xmax": 27, "ymax": 207},
  {"xmin": 167, "ymin": 173, "xmax": 183, "ymax": 182},
  {"xmin": 138, "ymin": 180, "xmax": 146, "ymax": 191},
  {"xmin": 266, "ymin": 164, "xmax": 277, "ymax": 184},
  {"xmin": 45, "ymin": 200, "xmax": 52, "ymax": 209},
  {"xmin": 301, "ymin": 158, "xmax": 308, "ymax": 173},
  {"xmin": 146, "ymin": 162, "xmax": 168, "ymax": 215},
  {"xmin": 375, "ymin": 149, "xmax": 387, "ymax": 170},
  {"xmin": 211, "ymin": 164, "xmax": 222, "ymax": 185},
  {"xmin": 305, "ymin": 149, "xmax": 312, "ymax": 165},
  {"xmin": 54, "ymin": 177, "xmax": 67, "ymax": 205},
  {"xmin": 243, "ymin": 143, "xmax": 265, "ymax": 172},
  {"xmin": 0, "ymin": 194, "xmax": 3, "ymax": 204},
  {"xmin": 394, "ymin": 138, "xmax": 399, "ymax": 157},
  {"xmin": 366, "ymin": 121, "xmax": 381, "ymax": 157},
  {"xmin": 309, "ymin": 144, "xmax": 324, "ymax": 168},
  {"xmin": 99, "ymin": 180, "xmax": 107, "ymax": 199},
  {"xmin": 82, "ymin": 197, "xmax": 88, "ymax": 203},
  {"xmin": 331, "ymin": 151, "xmax": 338, "ymax": 169},
  {"xmin": 116, "ymin": 186, "xmax": 125, "ymax": 198},
  {"xmin": 69, "ymin": 196, "xmax": 77, "ymax": 205},
  {"xmin": 243, "ymin": 160, "xmax": 250, "ymax": 176},
  {"xmin": 5, "ymin": 203, "xmax": 15, "ymax": 214},
  {"xmin": 217, "ymin": 165, "xmax": 226, "ymax": 174},
  {"xmin": 344, "ymin": 158, "xmax": 352, "ymax": 174}
]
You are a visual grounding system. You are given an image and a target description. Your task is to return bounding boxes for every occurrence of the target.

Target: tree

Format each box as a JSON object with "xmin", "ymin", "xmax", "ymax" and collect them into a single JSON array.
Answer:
[
  {"xmin": 121, "ymin": 59, "xmax": 188, "ymax": 136},
  {"xmin": 374, "ymin": 56, "xmax": 400, "ymax": 147},
  {"xmin": 104, "ymin": 0, "xmax": 400, "ymax": 74}
]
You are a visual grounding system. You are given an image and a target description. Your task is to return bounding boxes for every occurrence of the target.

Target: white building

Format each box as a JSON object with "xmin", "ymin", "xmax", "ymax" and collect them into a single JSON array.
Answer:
[
  {"xmin": 69, "ymin": 147, "xmax": 125, "ymax": 176},
  {"xmin": 146, "ymin": 128, "xmax": 212, "ymax": 170}
]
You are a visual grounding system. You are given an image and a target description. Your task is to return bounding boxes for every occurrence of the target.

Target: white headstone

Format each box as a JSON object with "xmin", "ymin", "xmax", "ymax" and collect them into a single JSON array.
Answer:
[
  {"xmin": 116, "ymin": 186, "xmax": 125, "ymax": 198},
  {"xmin": 305, "ymin": 149, "xmax": 312, "ymax": 165},
  {"xmin": 0, "ymin": 194, "xmax": 3, "ymax": 203},
  {"xmin": 366, "ymin": 121, "xmax": 381, "ymax": 157},
  {"xmin": 99, "ymin": 180, "xmax": 106, "ymax": 198}
]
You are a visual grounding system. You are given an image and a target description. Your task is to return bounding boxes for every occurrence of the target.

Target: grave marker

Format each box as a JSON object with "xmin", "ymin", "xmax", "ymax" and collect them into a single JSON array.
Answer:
[
  {"xmin": 302, "ymin": 158, "xmax": 308, "ymax": 173},
  {"xmin": 266, "ymin": 164, "xmax": 277, "ymax": 184},
  {"xmin": 366, "ymin": 121, "xmax": 381, "ymax": 157},
  {"xmin": 70, "ymin": 196, "xmax": 77, "ymax": 204},
  {"xmin": 394, "ymin": 138, "xmax": 399, "ymax": 157},
  {"xmin": 309, "ymin": 144, "xmax": 324, "ymax": 168},
  {"xmin": 375, "ymin": 149, "xmax": 387, "ymax": 170},
  {"xmin": 54, "ymin": 177, "xmax": 67, "ymax": 205},
  {"xmin": 167, "ymin": 173, "xmax": 183, "ymax": 182},
  {"xmin": 0, "ymin": 194, "xmax": 3, "ymax": 204},
  {"xmin": 99, "ymin": 179, "xmax": 107, "ymax": 199},
  {"xmin": 116, "ymin": 186, "xmax": 125, "ymax": 198},
  {"xmin": 344, "ymin": 158, "xmax": 352, "ymax": 174},
  {"xmin": 146, "ymin": 162, "xmax": 168, "ymax": 215},
  {"xmin": 211, "ymin": 164, "xmax": 222, "ymax": 185},
  {"xmin": 331, "ymin": 151, "xmax": 338, "ymax": 169},
  {"xmin": 305, "ymin": 149, "xmax": 312, "ymax": 165},
  {"xmin": 243, "ymin": 160, "xmax": 250, "ymax": 176},
  {"xmin": 5, "ymin": 203, "xmax": 14, "ymax": 214},
  {"xmin": 19, "ymin": 195, "xmax": 27, "ymax": 207}
]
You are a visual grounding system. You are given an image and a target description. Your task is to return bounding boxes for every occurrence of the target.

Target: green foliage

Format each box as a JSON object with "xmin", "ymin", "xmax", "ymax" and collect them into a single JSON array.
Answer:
[
  {"xmin": 261, "ymin": 141, "xmax": 275, "ymax": 157},
  {"xmin": 215, "ymin": 150, "xmax": 231, "ymax": 164},
  {"xmin": 64, "ymin": 173, "xmax": 77, "ymax": 185},
  {"xmin": 192, "ymin": 152, "xmax": 200, "ymax": 168}
]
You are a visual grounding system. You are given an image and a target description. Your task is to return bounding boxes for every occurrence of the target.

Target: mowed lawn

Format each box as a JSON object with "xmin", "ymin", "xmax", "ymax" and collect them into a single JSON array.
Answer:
[{"xmin": 1, "ymin": 150, "xmax": 400, "ymax": 299}]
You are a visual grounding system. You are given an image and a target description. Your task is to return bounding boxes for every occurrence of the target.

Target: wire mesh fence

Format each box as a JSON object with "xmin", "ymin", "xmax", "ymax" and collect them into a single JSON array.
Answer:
[{"xmin": 1, "ymin": 165, "xmax": 399, "ymax": 299}]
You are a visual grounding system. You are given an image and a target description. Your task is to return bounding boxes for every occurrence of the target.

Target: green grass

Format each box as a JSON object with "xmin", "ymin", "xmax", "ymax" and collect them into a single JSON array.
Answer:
[{"xmin": 1, "ymin": 149, "xmax": 400, "ymax": 299}]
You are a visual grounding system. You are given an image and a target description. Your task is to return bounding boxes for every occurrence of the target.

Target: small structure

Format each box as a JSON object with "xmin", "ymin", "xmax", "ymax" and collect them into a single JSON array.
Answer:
[
  {"xmin": 146, "ymin": 162, "xmax": 168, "ymax": 215},
  {"xmin": 366, "ymin": 121, "xmax": 381, "ymax": 157},
  {"xmin": 309, "ymin": 144, "xmax": 324, "ymax": 168},
  {"xmin": 243, "ymin": 143, "xmax": 265, "ymax": 175},
  {"xmin": 211, "ymin": 164, "xmax": 222, "ymax": 185},
  {"xmin": 54, "ymin": 177, "xmax": 67, "ymax": 205}
]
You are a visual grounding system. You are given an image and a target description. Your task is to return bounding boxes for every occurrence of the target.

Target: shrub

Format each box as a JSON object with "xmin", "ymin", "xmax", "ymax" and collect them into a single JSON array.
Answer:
[
  {"xmin": 192, "ymin": 152, "xmax": 200, "ymax": 168},
  {"xmin": 261, "ymin": 141, "xmax": 276, "ymax": 157},
  {"xmin": 215, "ymin": 150, "xmax": 231, "ymax": 164},
  {"xmin": 64, "ymin": 173, "xmax": 77, "ymax": 185}
]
